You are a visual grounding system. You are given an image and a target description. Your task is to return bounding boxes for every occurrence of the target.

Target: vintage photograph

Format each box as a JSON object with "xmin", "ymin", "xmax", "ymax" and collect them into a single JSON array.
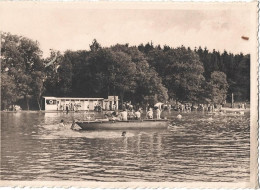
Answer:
[{"xmin": 0, "ymin": 1, "xmax": 258, "ymax": 188}]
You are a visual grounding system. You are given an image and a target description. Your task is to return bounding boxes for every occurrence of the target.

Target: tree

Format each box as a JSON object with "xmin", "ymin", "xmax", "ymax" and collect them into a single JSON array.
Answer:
[
  {"xmin": 44, "ymin": 50, "xmax": 64, "ymax": 96},
  {"xmin": 31, "ymin": 71, "xmax": 45, "ymax": 110},
  {"xmin": 227, "ymin": 54, "xmax": 250, "ymax": 101},
  {"xmin": 111, "ymin": 44, "xmax": 168, "ymax": 105},
  {"xmin": 90, "ymin": 39, "xmax": 101, "ymax": 52},
  {"xmin": 56, "ymin": 51, "xmax": 74, "ymax": 96},
  {"xmin": 208, "ymin": 71, "xmax": 229, "ymax": 104},
  {"xmin": 1, "ymin": 32, "xmax": 44, "ymax": 110},
  {"xmin": 1, "ymin": 73, "xmax": 17, "ymax": 110},
  {"xmin": 148, "ymin": 46, "xmax": 205, "ymax": 102},
  {"xmin": 136, "ymin": 68, "xmax": 168, "ymax": 105},
  {"xmin": 108, "ymin": 50, "xmax": 137, "ymax": 105},
  {"xmin": 196, "ymin": 46, "xmax": 250, "ymax": 102},
  {"xmin": 79, "ymin": 48, "xmax": 112, "ymax": 97}
]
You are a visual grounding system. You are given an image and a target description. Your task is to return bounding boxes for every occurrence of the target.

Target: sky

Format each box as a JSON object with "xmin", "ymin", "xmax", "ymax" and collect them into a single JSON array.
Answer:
[{"xmin": 0, "ymin": 2, "xmax": 256, "ymax": 57}]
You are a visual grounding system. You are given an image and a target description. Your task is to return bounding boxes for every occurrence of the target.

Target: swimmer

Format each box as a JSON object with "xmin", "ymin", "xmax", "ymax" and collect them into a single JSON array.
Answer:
[
  {"xmin": 176, "ymin": 114, "xmax": 182, "ymax": 119},
  {"xmin": 208, "ymin": 117, "xmax": 213, "ymax": 121},
  {"xmin": 71, "ymin": 120, "xmax": 81, "ymax": 131},
  {"xmin": 122, "ymin": 131, "xmax": 127, "ymax": 137},
  {"xmin": 59, "ymin": 119, "xmax": 65, "ymax": 127}
]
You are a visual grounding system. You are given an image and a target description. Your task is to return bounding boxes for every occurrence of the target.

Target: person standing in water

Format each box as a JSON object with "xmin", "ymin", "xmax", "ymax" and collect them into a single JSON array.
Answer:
[
  {"xmin": 66, "ymin": 105, "xmax": 69, "ymax": 114},
  {"xmin": 59, "ymin": 119, "xmax": 65, "ymax": 128},
  {"xmin": 120, "ymin": 109, "xmax": 128, "ymax": 121},
  {"xmin": 71, "ymin": 120, "xmax": 81, "ymax": 130},
  {"xmin": 146, "ymin": 108, "xmax": 153, "ymax": 119},
  {"xmin": 156, "ymin": 107, "xmax": 161, "ymax": 119},
  {"xmin": 134, "ymin": 109, "xmax": 141, "ymax": 120}
]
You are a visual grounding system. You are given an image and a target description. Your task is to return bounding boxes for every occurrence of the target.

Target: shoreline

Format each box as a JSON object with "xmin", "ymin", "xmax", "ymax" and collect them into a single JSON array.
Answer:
[
  {"xmin": 1, "ymin": 110, "xmax": 91, "ymax": 113},
  {"xmin": 1, "ymin": 108, "xmax": 250, "ymax": 113},
  {"xmin": 220, "ymin": 107, "xmax": 250, "ymax": 112}
]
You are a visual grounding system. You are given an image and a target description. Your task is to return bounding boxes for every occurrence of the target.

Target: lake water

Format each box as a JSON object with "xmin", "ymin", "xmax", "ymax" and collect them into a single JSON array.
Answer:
[{"xmin": 1, "ymin": 111, "xmax": 250, "ymax": 182}]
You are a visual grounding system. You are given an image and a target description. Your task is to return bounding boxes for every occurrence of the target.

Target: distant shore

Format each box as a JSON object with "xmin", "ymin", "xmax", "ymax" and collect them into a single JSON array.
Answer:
[{"xmin": 1, "ymin": 108, "xmax": 250, "ymax": 113}]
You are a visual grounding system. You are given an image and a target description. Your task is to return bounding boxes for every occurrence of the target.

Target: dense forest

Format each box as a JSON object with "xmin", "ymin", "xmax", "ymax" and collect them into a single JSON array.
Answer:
[{"xmin": 1, "ymin": 32, "xmax": 250, "ymax": 110}]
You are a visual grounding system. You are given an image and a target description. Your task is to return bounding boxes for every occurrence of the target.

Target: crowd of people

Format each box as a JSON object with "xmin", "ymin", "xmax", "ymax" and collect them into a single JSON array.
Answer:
[
  {"xmin": 171, "ymin": 102, "xmax": 247, "ymax": 112},
  {"xmin": 238, "ymin": 103, "xmax": 247, "ymax": 109},
  {"xmin": 94, "ymin": 104, "xmax": 102, "ymax": 112},
  {"xmin": 103, "ymin": 102, "xmax": 164, "ymax": 121},
  {"xmin": 104, "ymin": 108, "xmax": 142, "ymax": 121},
  {"xmin": 58, "ymin": 103, "xmax": 80, "ymax": 113},
  {"xmin": 102, "ymin": 100, "xmax": 249, "ymax": 121},
  {"xmin": 170, "ymin": 103, "xmax": 217, "ymax": 112},
  {"xmin": 57, "ymin": 101, "xmax": 248, "ymax": 132}
]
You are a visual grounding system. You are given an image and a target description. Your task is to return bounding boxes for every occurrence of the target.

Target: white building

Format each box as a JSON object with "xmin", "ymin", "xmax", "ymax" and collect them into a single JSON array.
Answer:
[{"xmin": 43, "ymin": 96, "xmax": 118, "ymax": 111}]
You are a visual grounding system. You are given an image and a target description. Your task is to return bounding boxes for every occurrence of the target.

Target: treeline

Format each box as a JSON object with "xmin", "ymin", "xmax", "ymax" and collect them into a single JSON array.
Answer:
[
  {"xmin": 1, "ymin": 32, "xmax": 250, "ymax": 110},
  {"xmin": 137, "ymin": 43, "xmax": 250, "ymax": 103}
]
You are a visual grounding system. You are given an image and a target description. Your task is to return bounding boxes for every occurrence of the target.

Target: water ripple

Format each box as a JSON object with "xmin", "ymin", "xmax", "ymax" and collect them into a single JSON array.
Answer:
[{"xmin": 1, "ymin": 111, "xmax": 250, "ymax": 182}]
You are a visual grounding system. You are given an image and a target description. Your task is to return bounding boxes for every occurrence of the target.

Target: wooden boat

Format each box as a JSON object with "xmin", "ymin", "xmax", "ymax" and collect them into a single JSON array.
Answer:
[{"xmin": 75, "ymin": 119, "xmax": 169, "ymax": 130}]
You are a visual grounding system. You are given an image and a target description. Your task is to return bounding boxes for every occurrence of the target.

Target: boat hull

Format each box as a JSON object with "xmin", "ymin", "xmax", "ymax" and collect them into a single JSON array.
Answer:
[{"xmin": 75, "ymin": 119, "xmax": 169, "ymax": 130}]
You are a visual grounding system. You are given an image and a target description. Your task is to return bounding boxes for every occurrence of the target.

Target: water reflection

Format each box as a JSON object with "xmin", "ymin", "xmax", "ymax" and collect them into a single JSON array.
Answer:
[{"xmin": 1, "ymin": 111, "xmax": 250, "ymax": 182}]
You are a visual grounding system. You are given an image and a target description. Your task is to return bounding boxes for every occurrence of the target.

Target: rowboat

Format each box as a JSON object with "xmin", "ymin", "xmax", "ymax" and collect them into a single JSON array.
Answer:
[{"xmin": 74, "ymin": 119, "xmax": 169, "ymax": 130}]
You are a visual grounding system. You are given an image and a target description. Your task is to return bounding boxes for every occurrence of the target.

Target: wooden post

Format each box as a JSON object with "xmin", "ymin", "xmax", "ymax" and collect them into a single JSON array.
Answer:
[{"xmin": 231, "ymin": 93, "xmax": 234, "ymax": 108}]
